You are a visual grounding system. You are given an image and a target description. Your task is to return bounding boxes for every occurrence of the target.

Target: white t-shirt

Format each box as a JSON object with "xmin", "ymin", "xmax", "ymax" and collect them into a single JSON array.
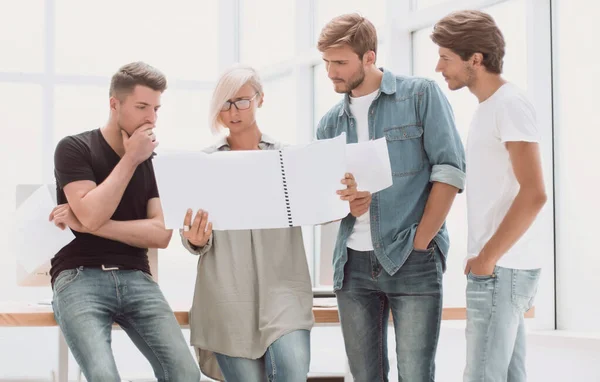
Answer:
[
  {"xmin": 466, "ymin": 83, "xmax": 543, "ymax": 270},
  {"xmin": 347, "ymin": 89, "xmax": 378, "ymax": 251}
]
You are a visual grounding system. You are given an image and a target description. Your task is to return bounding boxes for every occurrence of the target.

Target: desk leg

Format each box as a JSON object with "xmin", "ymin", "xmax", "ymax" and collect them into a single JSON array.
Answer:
[{"xmin": 57, "ymin": 329, "xmax": 69, "ymax": 382}]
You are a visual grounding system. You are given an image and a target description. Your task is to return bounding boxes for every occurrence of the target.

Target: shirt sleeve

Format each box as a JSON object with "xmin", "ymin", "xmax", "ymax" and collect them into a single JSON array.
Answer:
[
  {"xmin": 497, "ymin": 96, "xmax": 540, "ymax": 143},
  {"xmin": 146, "ymin": 159, "xmax": 160, "ymax": 200},
  {"xmin": 54, "ymin": 136, "xmax": 96, "ymax": 188},
  {"xmin": 418, "ymin": 80, "xmax": 467, "ymax": 192}
]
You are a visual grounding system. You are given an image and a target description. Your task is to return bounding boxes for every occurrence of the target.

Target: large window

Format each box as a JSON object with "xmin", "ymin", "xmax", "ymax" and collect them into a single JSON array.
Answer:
[
  {"xmin": 553, "ymin": 0, "xmax": 600, "ymax": 332},
  {"xmin": 0, "ymin": 84, "xmax": 45, "ymax": 302},
  {"xmin": 261, "ymin": 75, "xmax": 298, "ymax": 144},
  {"xmin": 53, "ymin": 85, "xmax": 107, "ymax": 145},
  {"xmin": 314, "ymin": 0, "xmax": 387, "ymax": 42},
  {"xmin": 415, "ymin": 0, "xmax": 452, "ymax": 10},
  {"xmin": 54, "ymin": 0, "xmax": 219, "ymax": 81},
  {"xmin": 0, "ymin": 1, "xmax": 45, "ymax": 73},
  {"xmin": 240, "ymin": 0, "xmax": 296, "ymax": 69}
]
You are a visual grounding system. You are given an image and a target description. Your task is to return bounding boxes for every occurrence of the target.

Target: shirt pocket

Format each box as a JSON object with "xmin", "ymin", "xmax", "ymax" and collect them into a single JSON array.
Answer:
[{"xmin": 384, "ymin": 124, "xmax": 425, "ymax": 177}]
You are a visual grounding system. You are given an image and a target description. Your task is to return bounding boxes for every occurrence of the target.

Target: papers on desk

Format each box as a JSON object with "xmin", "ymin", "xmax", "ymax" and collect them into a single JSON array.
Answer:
[
  {"xmin": 154, "ymin": 134, "xmax": 393, "ymax": 231},
  {"xmin": 15, "ymin": 185, "xmax": 74, "ymax": 275}
]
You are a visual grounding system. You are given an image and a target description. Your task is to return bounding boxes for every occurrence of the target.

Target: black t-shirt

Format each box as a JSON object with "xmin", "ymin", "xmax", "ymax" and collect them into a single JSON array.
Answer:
[{"xmin": 50, "ymin": 128, "xmax": 159, "ymax": 284}]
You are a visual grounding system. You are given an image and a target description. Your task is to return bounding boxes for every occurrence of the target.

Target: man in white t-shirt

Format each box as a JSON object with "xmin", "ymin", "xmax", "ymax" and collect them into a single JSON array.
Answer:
[{"xmin": 431, "ymin": 10, "xmax": 547, "ymax": 382}]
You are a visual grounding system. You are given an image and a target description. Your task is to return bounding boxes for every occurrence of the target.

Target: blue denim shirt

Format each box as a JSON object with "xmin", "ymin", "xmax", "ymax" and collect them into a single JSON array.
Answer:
[{"xmin": 317, "ymin": 69, "xmax": 466, "ymax": 291}]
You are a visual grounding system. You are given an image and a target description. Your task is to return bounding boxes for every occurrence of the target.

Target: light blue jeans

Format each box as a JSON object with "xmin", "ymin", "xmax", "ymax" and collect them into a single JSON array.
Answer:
[
  {"xmin": 52, "ymin": 267, "xmax": 200, "ymax": 382},
  {"xmin": 215, "ymin": 329, "xmax": 310, "ymax": 382},
  {"xmin": 464, "ymin": 266, "xmax": 541, "ymax": 382}
]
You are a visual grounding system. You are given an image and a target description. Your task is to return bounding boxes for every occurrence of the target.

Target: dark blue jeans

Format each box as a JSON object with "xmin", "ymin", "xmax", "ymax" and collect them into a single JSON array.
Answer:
[
  {"xmin": 336, "ymin": 246, "xmax": 443, "ymax": 382},
  {"xmin": 52, "ymin": 267, "xmax": 200, "ymax": 381}
]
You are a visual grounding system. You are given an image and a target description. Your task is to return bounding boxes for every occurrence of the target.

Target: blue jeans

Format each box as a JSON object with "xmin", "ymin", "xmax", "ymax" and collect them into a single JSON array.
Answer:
[
  {"xmin": 336, "ymin": 246, "xmax": 443, "ymax": 382},
  {"xmin": 215, "ymin": 329, "xmax": 310, "ymax": 382},
  {"xmin": 464, "ymin": 266, "xmax": 540, "ymax": 382},
  {"xmin": 52, "ymin": 267, "xmax": 200, "ymax": 382}
]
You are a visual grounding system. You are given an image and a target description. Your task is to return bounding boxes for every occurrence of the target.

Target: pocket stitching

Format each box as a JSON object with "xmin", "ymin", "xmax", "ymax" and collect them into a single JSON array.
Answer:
[
  {"xmin": 140, "ymin": 271, "xmax": 156, "ymax": 283},
  {"xmin": 467, "ymin": 272, "xmax": 495, "ymax": 282},
  {"xmin": 54, "ymin": 269, "xmax": 80, "ymax": 294},
  {"xmin": 384, "ymin": 125, "xmax": 423, "ymax": 141},
  {"xmin": 384, "ymin": 125, "xmax": 425, "ymax": 176}
]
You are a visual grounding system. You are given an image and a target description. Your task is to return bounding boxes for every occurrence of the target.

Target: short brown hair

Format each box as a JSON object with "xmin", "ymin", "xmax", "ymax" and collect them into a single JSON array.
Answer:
[
  {"xmin": 109, "ymin": 62, "xmax": 167, "ymax": 99},
  {"xmin": 317, "ymin": 13, "xmax": 377, "ymax": 59},
  {"xmin": 431, "ymin": 10, "xmax": 505, "ymax": 74}
]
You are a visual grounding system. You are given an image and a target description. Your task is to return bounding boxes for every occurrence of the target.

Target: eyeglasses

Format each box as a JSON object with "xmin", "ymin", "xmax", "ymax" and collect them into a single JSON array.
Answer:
[{"xmin": 221, "ymin": 93, "xmax": 259, "ymax": 112}]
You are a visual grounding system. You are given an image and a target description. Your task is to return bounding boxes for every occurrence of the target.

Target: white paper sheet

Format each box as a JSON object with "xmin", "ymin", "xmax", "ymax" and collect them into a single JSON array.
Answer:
[
  {"xmin": 15, "ymin": 185, "xmax": 75, "ymax": 273},
  {"xmin": 280, "ymin": 135, "xmax": 349, "ymax": 227},
  {"xmin": 346, "ymin": 138, "xmax": 393, "ymax": 193},
  {"xmin": 154, "ymin": 134, "xmax": 349, "ymax": 230}
]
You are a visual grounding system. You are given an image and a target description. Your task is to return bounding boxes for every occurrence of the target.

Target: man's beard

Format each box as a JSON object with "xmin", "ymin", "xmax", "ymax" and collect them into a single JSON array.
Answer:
[
  {"xmin": 458, "ymin": 64, "xmax": 476, "ymax": 89},
  {"xmin": 336, "ymin": 66, "xmax": 366, "ymax": 95}
]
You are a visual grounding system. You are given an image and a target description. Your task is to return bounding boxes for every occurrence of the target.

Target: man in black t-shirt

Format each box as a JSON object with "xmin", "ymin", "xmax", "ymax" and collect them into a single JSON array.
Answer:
[{"xmin": 48, "ymin": 62, "xmax": 200, "ymax": 382}]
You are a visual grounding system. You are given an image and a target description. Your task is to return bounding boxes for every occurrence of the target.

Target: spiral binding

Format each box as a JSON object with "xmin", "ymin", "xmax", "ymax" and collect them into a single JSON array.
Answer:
[{"xmin": 278, "ymin": 150, "xmax": 293, "ymax": 227}]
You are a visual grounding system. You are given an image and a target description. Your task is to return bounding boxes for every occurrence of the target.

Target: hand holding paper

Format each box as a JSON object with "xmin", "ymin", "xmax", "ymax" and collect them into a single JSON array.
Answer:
[
  {"xmin": 337, "ymin": 173, "xmax": 358, "ymax": 202},
  {"xmin": 153, "ymin": 134, "xmax": 392, "ymax": 231},
  {"xmin": 15, "ymin": 185, "xmax": 75, "ymax": 274},
  {"xmin": 349, "ymin": 191, "xmax": 372, "ymax": 218},
  {"xmin": 182, "ymin": 208, "xmax": 212, "ymax": 247},
  {"xmin": 346, "ymin": 137, "xmax": 393, "ymax": 193},
  {"xmin": 49, "ymin": 203, "xmax": 87, "ymax": 233},
  {"xmin": 155, "ymin": 134, "xmax": 350, "ymax": 230}
]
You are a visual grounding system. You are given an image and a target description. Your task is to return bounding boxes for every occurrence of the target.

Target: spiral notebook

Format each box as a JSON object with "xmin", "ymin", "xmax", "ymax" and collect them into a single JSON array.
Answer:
[{"xmin": 155, "ymin": 133, "xmax": 350, "ymax": 230}]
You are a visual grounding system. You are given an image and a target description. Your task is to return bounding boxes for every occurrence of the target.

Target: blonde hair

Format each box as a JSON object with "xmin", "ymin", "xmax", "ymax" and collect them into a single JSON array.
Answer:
[
  {"xmin": 317, "ymin": 13, "xmax": 378, "ymax": 58},
  {"xmin": 209, "ymin": 64, "xmax": 264, "ymax": 134}
]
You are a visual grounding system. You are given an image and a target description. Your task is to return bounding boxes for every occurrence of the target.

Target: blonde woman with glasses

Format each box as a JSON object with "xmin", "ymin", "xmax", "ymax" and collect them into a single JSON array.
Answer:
[{"xmin": 179, "ymin": 64, "xmax": 358, "ymax": 382}]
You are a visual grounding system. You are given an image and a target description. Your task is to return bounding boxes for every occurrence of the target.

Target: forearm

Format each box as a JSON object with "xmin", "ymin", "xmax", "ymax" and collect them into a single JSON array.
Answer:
[
  {"xmin": 415, "ymin": 182, "xmax": 459, "ymax": 248},
  {"xmin": 77, "ymin": 155, "xmax": 138, "ymax": 230},
  {"xmin": 480, "ymin": 189, "xmax": 546, "ymax": 263},
  {"xmin": 90, "ymin": 218, "xmax": 173, "ymax": 249}
]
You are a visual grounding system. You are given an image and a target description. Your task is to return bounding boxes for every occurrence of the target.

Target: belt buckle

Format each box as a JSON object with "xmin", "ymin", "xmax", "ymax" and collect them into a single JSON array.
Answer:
[{"xmin": 101, "ymin": 265, "xmax": 119, "ymax": 271}]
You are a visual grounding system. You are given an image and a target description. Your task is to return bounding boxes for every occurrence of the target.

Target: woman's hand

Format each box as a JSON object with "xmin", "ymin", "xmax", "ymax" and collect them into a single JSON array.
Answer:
[{"xmin": 182, "ymin": 208, "xmax": 213, "ymax": 247}]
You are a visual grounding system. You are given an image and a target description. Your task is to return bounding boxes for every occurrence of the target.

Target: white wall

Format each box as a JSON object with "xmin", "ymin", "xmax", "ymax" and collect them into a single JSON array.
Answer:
[{"xmin": 553, "ymin": 0, "xmax": 600, "ymax": 332}]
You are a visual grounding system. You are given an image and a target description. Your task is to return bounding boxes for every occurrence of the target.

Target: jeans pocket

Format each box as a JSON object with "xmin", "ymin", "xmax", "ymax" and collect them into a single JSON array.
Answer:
[
  {"xmin": 466, "ymin": 271, "xmax": 497, "ymax": 310},
  {"xmin": 512, "ymin": 269, "xmax": 541, "ymax": 313},
  {"xmin": 411, "ymin": 243, "xmax": 436, "ymax": 262},
  {"xmin": 412, "ymin": 247, "xmax": 435, "ymax": 255},
  {"xmin": 53, "ymin": 268, "xmax": 80, "ymax": 295},
  {"xmin": 139, "ymin": 270, "xmax": 156, "ymax": 283},
  {"xmin": 467, "ymin": 271, "xmax": 495, "ymax": 282}
]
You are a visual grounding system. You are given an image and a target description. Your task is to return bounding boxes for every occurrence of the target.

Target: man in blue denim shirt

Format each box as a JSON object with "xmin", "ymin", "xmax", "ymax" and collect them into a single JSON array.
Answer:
[{"xmin": 316, "ymin": 14, "xmax": 466, "ymax": 381}]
